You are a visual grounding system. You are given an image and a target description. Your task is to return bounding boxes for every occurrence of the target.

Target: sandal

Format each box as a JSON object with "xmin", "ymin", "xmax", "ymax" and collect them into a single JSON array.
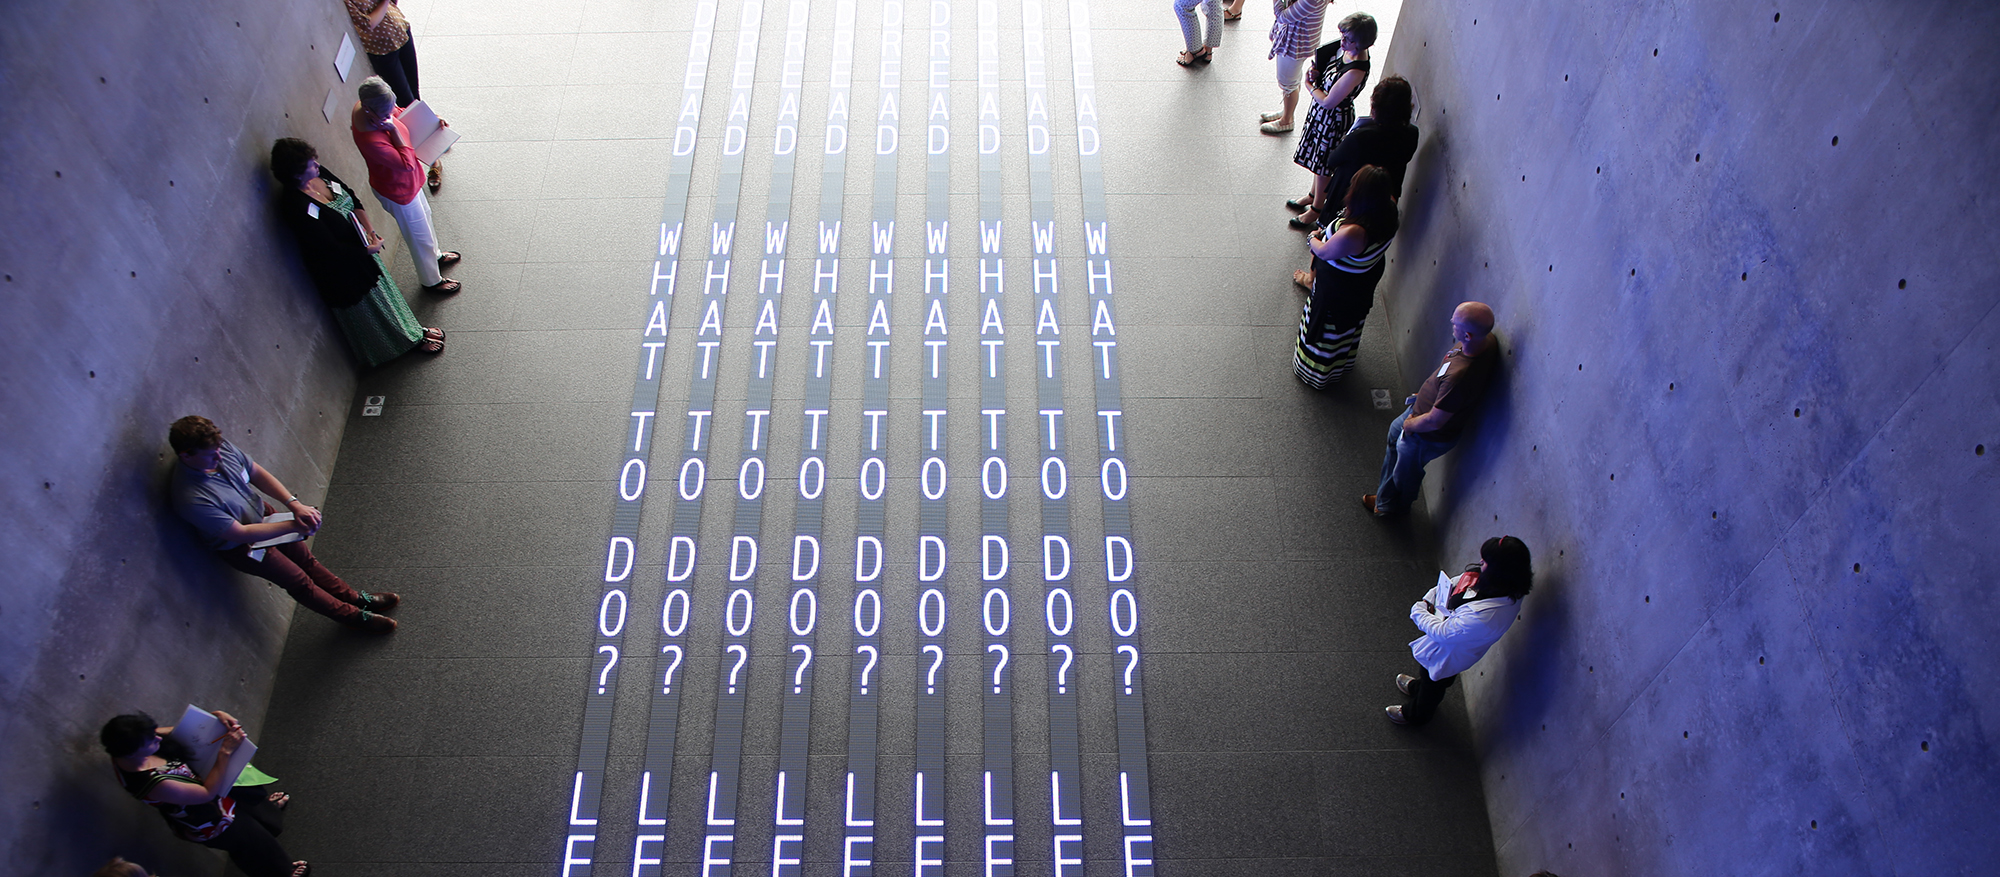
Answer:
[
  {"xmin": 427, "ymin": 162, "xmax": 443, "ymax": 194},
  {"xmin": 436, "ymin": 251, "xmax": 462, "ymax": 268},
  {"xmin": 290, "ymin": 862, "xmax": 312, "ymax": 877},
  {"xmin": 1177, "ymin": 50, "xmax": 1199, "ymax": 67},
  {"xmin": 1293, "ymin": 269, "xmax": 1314, "ymax": 291},
  {"xmin": 419, "ymin": 327, "xmax": 446, "ymax": 355},
  {"xmin": 1223, "ymin": 9, "xmax": 1242, "ymax": 20},
  {"xmin": 1196, "ymin": 47, "xmax": 1214, "ymax": 63},
  {"xmin": 267, "ymin": 791, "xmax": 291, "ymax": 810},
  {"xmin": 422, "ymin": 279, "xmax": 462, "ymax": 294}
]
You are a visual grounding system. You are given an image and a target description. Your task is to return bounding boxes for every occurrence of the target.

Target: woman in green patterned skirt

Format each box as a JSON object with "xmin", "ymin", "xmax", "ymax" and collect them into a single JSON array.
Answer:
[{"xmin": 271, "ymin": 138, "xmax": 443, "ymax": 366}]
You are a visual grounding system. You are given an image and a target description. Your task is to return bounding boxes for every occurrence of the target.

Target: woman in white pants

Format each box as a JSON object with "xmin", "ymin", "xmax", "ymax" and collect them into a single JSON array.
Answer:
[{"xmin": 350, "ymin": 76, "xmax": 460, "ymax": 293}]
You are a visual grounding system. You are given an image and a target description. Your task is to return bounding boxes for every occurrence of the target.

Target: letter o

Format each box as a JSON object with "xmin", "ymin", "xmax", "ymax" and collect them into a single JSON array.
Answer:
[
  {"xmin": 1041, "ymin": 456, "xmax": 1067, "ymax": 500},
  {"xmin": 678, "ymin": 457, "xmax": 706, "ymax": 500},
  {"xmin": 919, "ymin": 589, "xmax": 946, "ymax": 637},
  {"xmin": 619, "ymin": 459, "xmax": 646, "ymax": 501},
  {"xmin": 739, "ymin": 457, "xmax": 765, "ymax": 500},
  {"xmin": 853, "ymin": 588, "xmax": 881, "ymax": 638},
  {"xmin": 661, "ymin": 588, "xmax": 691, "ymax": 637},
  {"xmin": 1101, "ymin": 457, "xmax": 1128, "ymax": 501},
  {"xmin": 859, "ymin": 457, "xmax": 886, "ymax": 500},
  {"xmin": 982, "ymin": 456, "xmax": 1007, "ymax": 499},
  {"xmin": 1045, "ymin": 588, "xmax": 1073, "ymax": 637},
  {"xmin": 727, "ymin": 589, "xmax": 755, "ymax": 637},
  {"xmin": 1109, "ymin": 588, "xmax": 1138, "ymax": 638},
  {"xmin": 921, "ymin": 456, "xmax": 947, "ymax": 500},
  {"xmin": 790, "ymin": 588, "xmax": 818, "ymax": 636},
  {"xmin": 983, "ymin": 588, "xmax": 1010, "ymax": 636},
  {"xmin": 798, "ymin": 456, "xmax": 825, "ymax": 499},
  {"xmin": 599, "ymin": 589, "xmax": 627, "ymax": 637}
]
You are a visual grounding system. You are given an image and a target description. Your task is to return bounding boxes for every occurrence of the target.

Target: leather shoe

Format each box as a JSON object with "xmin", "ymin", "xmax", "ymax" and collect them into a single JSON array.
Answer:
[
  {"xmin": 1288, "ymin": 217, "xmax": 1318, "ymax": 231},
  {"xmin": 1396, "ymin": 674, "xmax": 1416, "ymax": 695},
  {"xmin": 1384, "ymin": 705, "xmax": 1408, "ymax": 725},
  {"xmin": 363, "ymin": 591, "xmax": 401, "ymax": 613},
  {"xmin": 1362, "ymin": 494, "xmax": 1379, "ymax": 514},
  {"xmin": 358, "ymin": 612, "xmax": 398, "ymax": 634}
]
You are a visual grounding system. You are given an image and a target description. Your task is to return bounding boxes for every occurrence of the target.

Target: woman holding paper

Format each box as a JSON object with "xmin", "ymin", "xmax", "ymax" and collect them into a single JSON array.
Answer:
[
  {"xmin": 1387, "ymin": 535, "xmax": 1533, "ymax": 725},
  {"xmin": 271, "ymin": 137, "xmax": 444, "ymax": 362},
  {"xmin": 352, "ymin": 76, "xmax": 460, "ymax": 293},
  {"xmin": 101, "ymin": 711, "xmax": 308, "ymax": 877}
]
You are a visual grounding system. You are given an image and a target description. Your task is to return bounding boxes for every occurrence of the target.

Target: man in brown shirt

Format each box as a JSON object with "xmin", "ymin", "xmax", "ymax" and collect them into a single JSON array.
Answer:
[{"xmin": 1365, "ymin": 301, "xmax": 1498, "ymax": 517}]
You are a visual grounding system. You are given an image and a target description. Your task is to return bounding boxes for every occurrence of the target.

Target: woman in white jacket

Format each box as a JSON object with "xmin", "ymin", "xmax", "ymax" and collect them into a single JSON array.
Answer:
[{"xmin": 1388, "ymin": 536, "xmax": 1533, "ymax": 725}]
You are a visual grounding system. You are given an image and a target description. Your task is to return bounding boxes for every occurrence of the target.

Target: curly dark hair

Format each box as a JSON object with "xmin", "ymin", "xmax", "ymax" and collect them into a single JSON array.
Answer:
[
  {"xmin": 99, "ymin": 713, "xmax": 158, "ymax": 758},
  {"xmin": 1371, "ymin": 76, "xmax": 1414, "ymax": 129},
  {"xmin": 269, "ymin": 137, "xmax": 318, "ymax": 186}
]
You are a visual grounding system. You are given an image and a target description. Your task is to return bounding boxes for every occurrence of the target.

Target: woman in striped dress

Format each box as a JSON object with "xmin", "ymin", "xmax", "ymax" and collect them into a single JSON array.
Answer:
[{"xmin": 1294, "ymin": 165, "xmax": 1399, "ymax": 389}]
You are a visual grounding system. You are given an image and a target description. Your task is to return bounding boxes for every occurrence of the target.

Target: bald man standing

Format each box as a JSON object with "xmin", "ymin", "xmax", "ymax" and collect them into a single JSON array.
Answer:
[{"xmin": 1365, "ymin": 302, "xmax": 1499, "ymax": 518}]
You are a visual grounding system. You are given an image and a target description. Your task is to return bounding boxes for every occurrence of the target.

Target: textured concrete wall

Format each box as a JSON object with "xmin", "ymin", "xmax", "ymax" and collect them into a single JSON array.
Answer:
[
  {"xmin": 1374, "ymin": 0, "xmax": 2000, "ymax": 873},
  {"xmin": 0, "ymin": 1, "xmax": 371, "ymax": 872}
]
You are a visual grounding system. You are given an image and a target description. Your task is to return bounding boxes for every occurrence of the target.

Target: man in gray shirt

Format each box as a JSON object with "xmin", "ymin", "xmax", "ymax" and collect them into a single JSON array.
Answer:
[{"xmin": 168, "ymin": 415, "xmax": 399, "ymax": 632}]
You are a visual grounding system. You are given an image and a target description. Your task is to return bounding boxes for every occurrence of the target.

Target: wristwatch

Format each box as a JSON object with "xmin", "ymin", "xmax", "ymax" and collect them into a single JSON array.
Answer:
[{"xmin": 285, "ymin": 494, "xmax": 302, "ymax": 504}]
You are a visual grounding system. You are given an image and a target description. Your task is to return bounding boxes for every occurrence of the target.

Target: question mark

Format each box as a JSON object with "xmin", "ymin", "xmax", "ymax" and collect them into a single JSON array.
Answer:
[
  {"xmin": 987, "ymin": 644, "xmax": 1009, "ymax": 694},
  {"xmin": 791, "ymin": 644, "xmax": 813, "ymax": 694},
  {"xmin": 1051, "ymin": 644, "xmax": 1073, "ymax": 694},
  {"xmin": 726, "ymin": 644, "xmax": 748, "ymax": 694},
  {"xmin": 1118, "ymin": 644, "xmax": 1140, "ymax": 695},
  {"xmin": 923, "ymin": 644, "xmax": 944, "ymax": 695},
  {"xmin": 596, "ymin": 645, "xmax": 619, "ymax": 694},
  {"xmin": 660, "ymin": 644, "xmax": 684, "ymax": 693},
  {"xmin": 855, "ymin": 645, "xmax": 878, "ymax": 694}
]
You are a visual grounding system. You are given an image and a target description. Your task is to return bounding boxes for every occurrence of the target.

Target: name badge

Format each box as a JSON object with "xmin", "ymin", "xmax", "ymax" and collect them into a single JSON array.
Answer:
[
  {"xmin": 306, "ymin": 202, "xmax": 320, "ymax": 219},
  {"xmin": 1436, "ymin": 361, "xmax": 1451, "ymax": 378}
]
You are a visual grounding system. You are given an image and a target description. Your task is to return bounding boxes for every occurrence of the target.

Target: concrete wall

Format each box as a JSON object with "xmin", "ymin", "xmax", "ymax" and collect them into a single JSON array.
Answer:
[
  {"xmin": 0, "ymin": 1, "xmax": 372, "ymax": 872},
  {"xmin": 1376, "ymin": 0, "xmax": 2000, "ymax": 873}
]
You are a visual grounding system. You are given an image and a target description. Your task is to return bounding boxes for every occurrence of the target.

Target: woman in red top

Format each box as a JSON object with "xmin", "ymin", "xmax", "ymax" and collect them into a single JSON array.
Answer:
[
  {"xmin": 352, "ymin": 76, "xmax": 461, "ymax": 293},
  {"xmin": 103, "ymin": 711, "xmax": 307, "ymax": 877}
]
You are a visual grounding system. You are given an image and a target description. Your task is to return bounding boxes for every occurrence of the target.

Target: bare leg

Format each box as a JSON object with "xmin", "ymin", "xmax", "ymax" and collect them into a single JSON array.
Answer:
[{"xmin": 1279, "ymin": 89, "xmax": 1300, "ymax": 128}]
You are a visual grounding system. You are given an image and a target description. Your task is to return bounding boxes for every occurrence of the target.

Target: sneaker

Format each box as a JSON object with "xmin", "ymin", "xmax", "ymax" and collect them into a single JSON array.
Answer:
[
  {"xmin": 1396, "ymin": 674, "xmax": 1416, "ymax": 695},
  {"xmin": 1259, "ymin": 110, "xmax": 1283, "ymax": 122},
  {"xmin": 358, "ymin": 611, "xmax": 398, "ymax": 634},
  {"xmin": 362, "ymin": 591, "xmax": 401, "ymax": 613},
  {"xmin": 1259, "ymin": 121, "xmax": 1294, "ymax": 135},
  {"xmin": 1384, "ymin": 705, "xmax": 1408, "ymax": 725}
]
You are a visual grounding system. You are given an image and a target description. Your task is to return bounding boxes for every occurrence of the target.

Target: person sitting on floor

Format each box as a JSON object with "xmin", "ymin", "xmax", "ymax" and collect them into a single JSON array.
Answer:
[{"xmin": 167, "ymin": 415, "xmax": 399, "ymax": 632}]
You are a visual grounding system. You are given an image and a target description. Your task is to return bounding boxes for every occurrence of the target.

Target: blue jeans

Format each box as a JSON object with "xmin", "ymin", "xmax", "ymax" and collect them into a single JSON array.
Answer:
[{"xmin": 1374, "ymin": 408, "xmax": 1456, "ymax": 516}]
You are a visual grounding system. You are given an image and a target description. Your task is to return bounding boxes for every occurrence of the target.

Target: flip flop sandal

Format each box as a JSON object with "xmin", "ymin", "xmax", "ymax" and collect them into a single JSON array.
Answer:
[
  {"xmin": 419, "ymin": 327, "xmax": 446, "ymax": 355},
  {"xmin": 423, "ymin": 279, "xmax": 462, "ymax": 294},
  {"xmin": 1293, "ymin": 269, "xmax": 1314, "ymax": 291},
  {"xmin": 436, "ymin": 251, "xmax": 462, "ymax": 268},
  {"xmin": 1224, "ymin": 10, "xmax": 1242, "ymax": 20}
]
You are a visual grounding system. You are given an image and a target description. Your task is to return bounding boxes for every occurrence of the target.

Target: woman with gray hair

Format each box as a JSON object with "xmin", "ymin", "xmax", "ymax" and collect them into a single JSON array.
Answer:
[{"xmin": 350, "ymin": 76, "xmax": 460, "ymax": 293}]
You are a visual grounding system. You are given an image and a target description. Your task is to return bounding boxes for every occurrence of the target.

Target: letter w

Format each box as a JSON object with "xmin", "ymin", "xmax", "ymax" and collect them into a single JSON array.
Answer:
[
  {"xmin": 873, "ymin": 221, "xmax": 895, "ymax": 254},
  {"xmin": 660, "ymin": 222, "xmax": 683, "ymax": 256},
  {"xmin": 927, "ymin": 221, "xmax": 948, "ymax": 255},
  {"xmin": 819, "ymin": 221, "xmax": 841, "ymax": 254},
  {"xmin": 980, "ymin": 221, "xmax": 1002, "ymax": 254},
  {"xmin": 1032, "ymin": 221, "xmax": 1054, "ymax": 255},
  {"xmin": 712, "ymin": 222, "xmax": 736, "ymax": 255},
  {"xmin": 1084, "ymin": 223, "xmax": 1107, "ymax": 255},
  {"xmin": 766, "ymin": 221, "xmax": 789, "ymax": 255}
]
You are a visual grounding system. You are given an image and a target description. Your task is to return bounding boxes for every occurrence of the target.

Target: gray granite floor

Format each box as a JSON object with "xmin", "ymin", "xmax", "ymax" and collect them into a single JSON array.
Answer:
[{"xmin": 259, "ymin": 0, "xmax": 1497, "ymax": 874}]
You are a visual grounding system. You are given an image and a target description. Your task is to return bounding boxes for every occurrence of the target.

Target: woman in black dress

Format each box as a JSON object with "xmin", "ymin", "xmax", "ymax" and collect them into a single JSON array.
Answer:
[
  {"xmin": 1293, "ymin": 165, "xmax": 1398, "ymax": 389},
  {"xmin": 1286, "ymin": 13, "xmax": 1376, "ymax": 230}
]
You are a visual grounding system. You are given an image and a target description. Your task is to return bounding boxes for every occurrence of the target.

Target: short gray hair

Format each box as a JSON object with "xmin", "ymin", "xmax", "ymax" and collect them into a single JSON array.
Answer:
[{"xmin": 358, "ymin": 76, "xmax": 397, "ymax": 112}]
